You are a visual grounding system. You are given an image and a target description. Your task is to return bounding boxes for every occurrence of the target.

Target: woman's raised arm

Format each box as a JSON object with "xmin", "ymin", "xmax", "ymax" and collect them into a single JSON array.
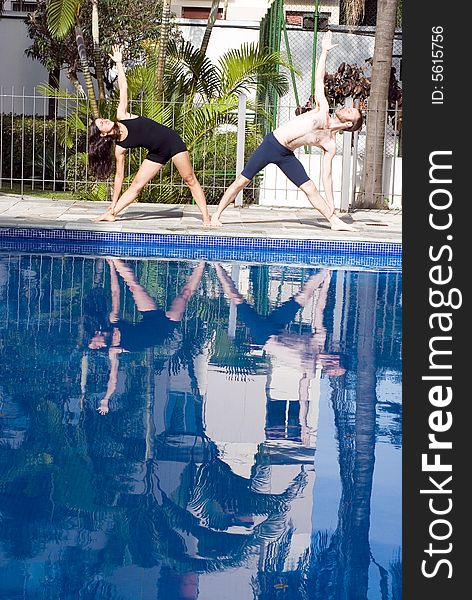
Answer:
[{"xmin": 109, "ymin": 45, "xmax": 129, "ymax": 120}]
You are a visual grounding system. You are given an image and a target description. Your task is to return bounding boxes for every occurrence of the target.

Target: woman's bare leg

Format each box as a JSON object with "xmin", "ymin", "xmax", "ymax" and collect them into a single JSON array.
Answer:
[
  {"xmin": 171, "ymin": 151, "xmax": 211, "ymax": 226},
  {"xmin": 94, "ymin": 159, "xmax": 163, "ymax": 222},
  {"xmin": 166, "ymin": 261, "xmax": 206, "ymax": 321},
  {"xmin": 299, "ymin": 180, "xmax": 357, "ymax": 231},
  {"xmin": 211, "ymin": 174, "xmax": 251, "ymax": 227},
  {"xmin": 213, "ymin": 263, "xmax": 245, "ymax": 304},
  {"xmin": 110, "ymin": 258, "xmax": 158, "ymax": 312}
]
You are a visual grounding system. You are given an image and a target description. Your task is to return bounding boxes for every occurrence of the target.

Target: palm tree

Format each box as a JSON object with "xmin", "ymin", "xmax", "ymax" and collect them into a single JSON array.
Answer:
[
  {"xmin": 354, "ymin": 0, "xmax": 399, "ymax": 207},
  {"xmin": 46, "ymin": 0, "xmax": 99, "ymax": 117},
  {"xmin": 199, "ymin": 0, "xmax": 221, "ymax": 58},
  {"xmin": 91, "ymin": 0, "xmax": 106, "ymax": 100},
  {"xmin": 156, "ymin": 0, "xmax": 172, "ymax": 98}
]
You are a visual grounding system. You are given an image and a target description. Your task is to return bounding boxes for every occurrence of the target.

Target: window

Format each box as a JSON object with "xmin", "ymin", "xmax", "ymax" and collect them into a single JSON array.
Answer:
[
  {"xmin": 285, "ymin": 10, "xmax": 331, "ymax": 30},
  {"xmin": 181, "ymin": 7, "xmax": 224, "ymax": 19},
  {"xmin": 11, "ymin": 1, "xmax": 37, "ymax": 12},
  {"xmin": 302, "ymin": 12, "xmax": 331, "ymax": 31}
]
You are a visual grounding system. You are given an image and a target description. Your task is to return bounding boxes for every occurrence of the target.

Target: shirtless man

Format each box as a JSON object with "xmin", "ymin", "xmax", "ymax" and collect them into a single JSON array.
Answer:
[{"xmin": 210, "ymin": 31, "xmax": 363, "ymax": 231}]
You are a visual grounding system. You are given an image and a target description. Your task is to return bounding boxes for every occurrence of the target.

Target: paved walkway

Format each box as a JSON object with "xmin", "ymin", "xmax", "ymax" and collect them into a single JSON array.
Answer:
[{"xmin": 0, "ymin": 194, "xmax": 401, "ymax": 245}]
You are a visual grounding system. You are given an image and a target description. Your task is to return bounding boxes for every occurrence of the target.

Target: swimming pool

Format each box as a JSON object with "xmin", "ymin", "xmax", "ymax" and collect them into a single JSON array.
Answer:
[{"xmin": 0, "ymin": 252, "xmax": 402, "ymax": 599}]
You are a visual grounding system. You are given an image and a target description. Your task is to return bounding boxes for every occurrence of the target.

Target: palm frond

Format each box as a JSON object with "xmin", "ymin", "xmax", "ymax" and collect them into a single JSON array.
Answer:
[
  {"xmin": 59, "ymin": 110, "xmax": 88, "ymax": 148},
  {"xmin": 344, "ymin": 0, "xmax": 366, "ymax": 26},
  {"xmin": 46, "ymin": 0, "xmax": 79, "ymax": 39},
  {"xmin": 37, "ymin": 82, "xmax": 85, "ymax": 102},
  {"xmin": 76, "ymin": 179, "xmax": 109, "ymax": 202},
  {"xmin": 217, "ymin": 43, "xmax": 292, "ymax": 97},
  {"xmin": 167, "ymin": 39, "xmax": 220, "ymax": 100},
  {"xmin": 182, "ymin": 97, "xmax": 240, "ymax": 149}
]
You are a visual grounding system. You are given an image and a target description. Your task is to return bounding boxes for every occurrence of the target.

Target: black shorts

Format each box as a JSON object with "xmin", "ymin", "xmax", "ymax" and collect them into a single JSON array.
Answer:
[
  {"xmin": 237, "ymin": 298, "xmax": 302, "ymax": 346},
  {"xmin": 241, "ymin": 133, "xmax": 310, "ymax": 188},
  {"xmin": 147, "ymin": 133, "xmax": 187, "ymax": 165},
  {"xmin": 116, "ymin": 310, "xmax": 177, "ymax": 352}
]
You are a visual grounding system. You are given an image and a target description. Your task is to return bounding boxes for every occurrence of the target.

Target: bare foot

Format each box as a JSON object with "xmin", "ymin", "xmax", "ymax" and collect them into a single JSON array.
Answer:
[
  {"xmin": 202, "ymin": 218, "xmax": 212, "ymax": 228},
  {"xmin": 211, "ymin": 214, "xmax": 223, "ymax": 228},
  {"xmin": 329, "ymin": 214, "xmax": 357, "ymax": 232},
  {"xmin": 93, "ymin": 211, "xmax": 117, "ymax": 223}
]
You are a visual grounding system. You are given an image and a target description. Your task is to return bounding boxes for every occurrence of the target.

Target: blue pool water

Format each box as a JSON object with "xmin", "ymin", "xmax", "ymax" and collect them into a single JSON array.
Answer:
[{"xmin": 0, "ymin": 253, "xmax": 402, "ymax": 600}]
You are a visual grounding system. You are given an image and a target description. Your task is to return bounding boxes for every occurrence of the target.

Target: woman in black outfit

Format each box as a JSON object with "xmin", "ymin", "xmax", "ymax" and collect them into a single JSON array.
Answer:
[
  {"xmin": 88, "ymin": 45, "xmax": 211, "ymax": 225},
  {"xmin": 88, "ymin": 258, "xmax": 206, "ymax": 415}
]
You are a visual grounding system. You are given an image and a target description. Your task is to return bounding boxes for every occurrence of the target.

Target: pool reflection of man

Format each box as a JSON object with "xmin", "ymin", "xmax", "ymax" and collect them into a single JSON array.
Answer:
[
  {"xmin": 87, "ymin": 258, "xmax": 205, "ymax": 414},
  {"xmin": 213, "ymin": 265, "xmax": 346, "ymax": 446}
]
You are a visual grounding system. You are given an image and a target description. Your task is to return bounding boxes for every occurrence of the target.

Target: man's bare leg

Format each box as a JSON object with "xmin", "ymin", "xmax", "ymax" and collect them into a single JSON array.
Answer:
[
  {"xmin": 213, "ymin": 263, "xmax": 245, "ymax": 304},
  {"xmin": 211, "ymin": 174, "xmax": 251, "ymax": 227},
  {"xmin": 299, "ymin": 180, "xmax": 357, "ymax": 232},
  {"xmin": 94, "ymin": 159, "xmax": 163, "ymax": 222},
  {"xmin": 294, "ymin": 269, "xmax": 330, "ymax": 307},
  {"xmin": 172, "ymin": 152, "xmax": 211, "ymax": 226}
]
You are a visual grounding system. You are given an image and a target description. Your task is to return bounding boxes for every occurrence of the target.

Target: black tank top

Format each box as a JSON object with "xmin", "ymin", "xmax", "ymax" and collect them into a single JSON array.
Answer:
[{"xmin": 116, "ymin": 116, "xmax": 179, "ymax": 153}]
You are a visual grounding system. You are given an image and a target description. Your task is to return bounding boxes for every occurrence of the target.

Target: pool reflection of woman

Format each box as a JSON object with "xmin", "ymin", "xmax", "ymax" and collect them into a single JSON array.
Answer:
[{"xmin": 88, "ymin": 258, "xmax": 205, "ymax": 415}]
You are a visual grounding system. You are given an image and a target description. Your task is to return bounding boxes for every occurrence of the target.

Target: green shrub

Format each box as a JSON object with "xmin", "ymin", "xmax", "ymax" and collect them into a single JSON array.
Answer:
[
  {"xmin": 3, "ymin": 115, "xmax": 263, "ymax": 205},
  {"xmin": 0, "ymin": 115, "xmax": 86, "ymax": 190}
]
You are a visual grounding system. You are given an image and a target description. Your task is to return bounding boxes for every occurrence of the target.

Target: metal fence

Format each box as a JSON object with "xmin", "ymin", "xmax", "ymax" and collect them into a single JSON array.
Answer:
[{"xmin": 0, "ymin": 87, "xmax": 401, "ymax": 209}]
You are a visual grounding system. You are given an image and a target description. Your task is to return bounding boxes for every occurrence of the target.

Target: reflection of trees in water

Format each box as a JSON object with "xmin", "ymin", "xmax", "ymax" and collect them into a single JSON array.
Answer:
[
  {"xmin": 251, "ymin": 273, "xmax": 401, "ymax": 599},
  {"xmin": 0, "ymin": 256, "xmax": 402, "ymax": 596}
]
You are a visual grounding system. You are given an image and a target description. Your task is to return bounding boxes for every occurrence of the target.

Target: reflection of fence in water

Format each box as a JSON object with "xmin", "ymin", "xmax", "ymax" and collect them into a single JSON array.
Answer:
[{"xmin": 0, "ymin": 255, "xmax": 401, "ymax": 366}]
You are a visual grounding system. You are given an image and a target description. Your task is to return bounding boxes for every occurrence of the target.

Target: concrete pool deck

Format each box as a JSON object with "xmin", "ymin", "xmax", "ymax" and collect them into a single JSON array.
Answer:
[{"xmin": 0, "ymin": 193, "xmax": 401, "ymax": 245}]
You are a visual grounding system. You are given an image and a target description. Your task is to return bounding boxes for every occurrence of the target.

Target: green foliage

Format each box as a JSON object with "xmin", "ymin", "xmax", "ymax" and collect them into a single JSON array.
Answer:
[
  {"xmin": 0, "ymin": 116, "xmax": 63, "ymax": 186},
  {"xmin": 46, "ymin": 0, "xmax": 80, "ymax": 39},
  {"xmin": 27, "ymin": 0, "xmax": 172, "ymax": 92}
]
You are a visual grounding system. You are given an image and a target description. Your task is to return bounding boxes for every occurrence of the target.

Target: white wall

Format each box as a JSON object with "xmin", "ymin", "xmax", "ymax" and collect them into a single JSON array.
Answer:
[
  {"xmin": 259, "ymin": 152, "xmax": 403, "ymax": 209},
  {"xmin": 0, "ymin": 16, "xmax": 48, "ymax": 93}
]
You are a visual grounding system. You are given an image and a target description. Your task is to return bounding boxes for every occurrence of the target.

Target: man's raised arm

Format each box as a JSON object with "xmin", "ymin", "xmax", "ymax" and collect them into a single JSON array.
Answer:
[{"xmin": 314, "ymin": 30, "xmax": 338, "ymax": 114}]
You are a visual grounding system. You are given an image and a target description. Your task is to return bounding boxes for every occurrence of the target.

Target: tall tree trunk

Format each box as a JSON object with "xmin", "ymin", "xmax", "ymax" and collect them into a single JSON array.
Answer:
[
  {"xmin": 156, "ymin": 0, "xmax": 172, "ymax": 99},
  {"xmin": 356, "ymin": 0, "xmax": 398, "ymax": 207},
  {"xmin": 47, "ymin": 66, "xmax": 60, "ymax": 118},
  {"xmin": 67, "ymin": 63, "xmax": 85, "ymax": 96},
  {"xmin": 223, "ymin": 0, "xmax": 229, "ymax": 19},
  {"xmin": 91, "ymin": 0, "xmax": 106, "ymax": 101},
  {"xmin": 191, "ymin": 1, "xmax": 221, "ymax": 90},
  {"xmin": 199, "ymin": 0, "xmax": 220, "ymax": 58},
  {"xmin": 75, "ymin": 21, "xmax": 99, "ymax": 118}
]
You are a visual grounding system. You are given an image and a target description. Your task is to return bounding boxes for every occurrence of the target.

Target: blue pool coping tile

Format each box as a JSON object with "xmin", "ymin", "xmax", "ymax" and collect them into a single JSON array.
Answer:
[{"xmin": 0, "ymin": 226, "xmax": 402, "ymax": 271}]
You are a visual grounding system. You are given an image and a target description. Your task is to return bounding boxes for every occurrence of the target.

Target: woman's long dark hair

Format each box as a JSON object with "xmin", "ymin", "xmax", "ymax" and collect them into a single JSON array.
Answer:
[{"xmin": 88, "ymin": 121, "xmax": 121, "ymax": 179}]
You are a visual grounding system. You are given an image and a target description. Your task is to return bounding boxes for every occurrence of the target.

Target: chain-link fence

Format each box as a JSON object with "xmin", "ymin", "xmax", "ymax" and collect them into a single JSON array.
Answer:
[{"xmin": 259, "ymin": 1, "xmax": 402, "ymax": 155}]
